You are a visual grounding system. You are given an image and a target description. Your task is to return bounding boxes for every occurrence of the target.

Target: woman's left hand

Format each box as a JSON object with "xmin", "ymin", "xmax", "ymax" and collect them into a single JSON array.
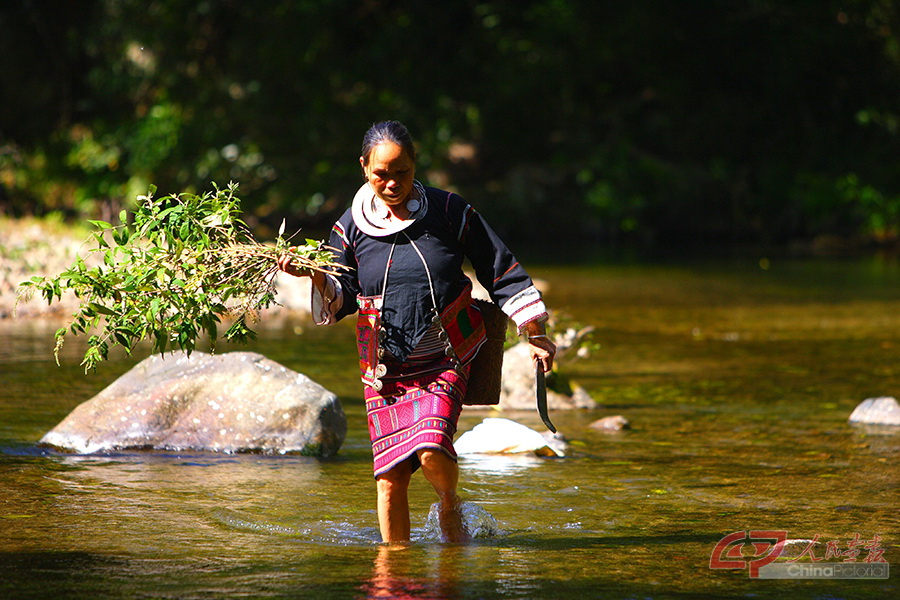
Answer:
[
  {"xmin": 522, "ymin": 321, "xmax": 556, "ymax": 373},
  {"xmin": 528, "ymin": 336, "xmax": 556, "ymax": 373}
]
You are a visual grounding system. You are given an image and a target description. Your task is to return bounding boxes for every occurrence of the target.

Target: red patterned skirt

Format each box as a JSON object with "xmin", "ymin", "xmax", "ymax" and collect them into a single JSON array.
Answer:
[{"xmin": 364, "ymin": 358, "xmax": 469, "ymax": 478}]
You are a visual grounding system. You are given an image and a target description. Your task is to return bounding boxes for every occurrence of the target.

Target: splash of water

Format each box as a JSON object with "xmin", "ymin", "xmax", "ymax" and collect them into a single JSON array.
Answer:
[{"xmin": 420, "ymin": 501, "xmax": 504, "ymax": 541}]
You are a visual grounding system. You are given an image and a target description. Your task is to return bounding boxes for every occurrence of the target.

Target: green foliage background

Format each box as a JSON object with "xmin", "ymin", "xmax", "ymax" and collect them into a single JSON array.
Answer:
[{"xmin": 1, "ymin": 0, "xmax": 898, "ymax": 250}]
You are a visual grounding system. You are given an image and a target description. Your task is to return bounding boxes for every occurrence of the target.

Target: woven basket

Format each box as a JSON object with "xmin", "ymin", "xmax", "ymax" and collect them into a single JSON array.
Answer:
[{"xmin": 464, "ymin": 299, "xmax": 508, "ymax": 405}]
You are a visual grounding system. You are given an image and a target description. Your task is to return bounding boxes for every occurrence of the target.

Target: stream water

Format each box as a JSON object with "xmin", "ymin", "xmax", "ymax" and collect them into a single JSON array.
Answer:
[{"xmin": 1, "ymin": 257, "xmax": 898, "ymax": 599}]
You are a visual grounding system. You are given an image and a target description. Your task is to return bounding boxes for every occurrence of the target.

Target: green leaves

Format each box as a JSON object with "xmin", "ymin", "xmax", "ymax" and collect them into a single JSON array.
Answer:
[{"xmin": 18, "ymin": 182, "xmax": 341, "ymax": 372}]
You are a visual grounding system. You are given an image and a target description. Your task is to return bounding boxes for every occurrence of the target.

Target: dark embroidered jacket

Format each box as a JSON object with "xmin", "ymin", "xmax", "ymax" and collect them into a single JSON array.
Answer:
[{"xmin": 325, "ymin": 186, "xmax": 544, "ymax": 362}]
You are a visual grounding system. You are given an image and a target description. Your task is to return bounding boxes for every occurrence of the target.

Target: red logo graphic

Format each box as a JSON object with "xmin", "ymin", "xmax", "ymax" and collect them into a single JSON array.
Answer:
[{"xmin": 709, "ymin": 530, "xmax": 787, "ymax": 578}]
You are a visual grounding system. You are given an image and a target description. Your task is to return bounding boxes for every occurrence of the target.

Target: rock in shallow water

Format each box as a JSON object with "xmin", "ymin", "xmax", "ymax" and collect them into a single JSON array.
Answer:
[
  {"xmin": 455, "ymin": 417, "xmax": 566, "ymax": 457},
  {"xmin": 848, "ymin": 396, "xmax": 900, "ymax": 426},
  {"xmin": 487, "ymin": 340, "xmax": 597, "ymax": 411},
  {"xmin": 589, "ymin": 415, "xmax": 631, "ymax": 432},
  {"xmin": 40, "ymin": 351, "xmax": 346, "ymax": 455}
]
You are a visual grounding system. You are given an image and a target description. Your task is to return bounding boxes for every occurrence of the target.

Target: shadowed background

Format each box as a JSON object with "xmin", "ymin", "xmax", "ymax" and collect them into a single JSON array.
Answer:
[{"xmin": 1, "ymin": 0, "xmax": 897, "ymax": 253}]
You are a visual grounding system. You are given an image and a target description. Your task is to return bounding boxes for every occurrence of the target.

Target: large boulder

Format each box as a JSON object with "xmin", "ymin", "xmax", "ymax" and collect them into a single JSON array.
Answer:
[
  {"xmin": 468, "ymin": 277, "xmax": 595, "ymax": 411},
  {"xmin": 496, "ymin": 342, "xmax": 595, "ymax": 410},
  {"xmin": 479, "ymin": 325, "xmax": 597, "ymax": 411},
  {"xmin": 40, "ymin": 351, "xmax": 346, "ymax": 456}
]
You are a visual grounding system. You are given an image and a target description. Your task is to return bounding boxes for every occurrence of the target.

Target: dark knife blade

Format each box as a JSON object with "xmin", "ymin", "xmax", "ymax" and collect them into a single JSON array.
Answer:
[{"xmin": 535, "ymin": 362, "xmax": 557, "ymax": 433}]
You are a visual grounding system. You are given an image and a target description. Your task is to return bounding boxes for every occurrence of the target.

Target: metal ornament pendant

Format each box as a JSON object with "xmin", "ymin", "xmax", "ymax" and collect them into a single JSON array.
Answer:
[
  {"xmin": 376, "ymin": 329, "xmax": 386, "ymax": 359},
  {"xmin": 374, "ymin": 199, "xmax": 390, "ymax": 219},
  {"xmin": 375, "ymin": 363, "xmax": 388, "ymax": 378},
  {"xmin": 406, "ymin": 199, "xmax": 420, "ymax": 213}
]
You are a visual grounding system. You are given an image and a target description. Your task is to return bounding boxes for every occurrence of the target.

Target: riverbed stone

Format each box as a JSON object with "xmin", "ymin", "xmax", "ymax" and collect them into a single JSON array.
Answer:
[
  {"xmin": 455, "ymin": 417, "xmax": 566, "ymax": 457},
  {"xmin": 589, "ymin": 415, "xmax": 631, "ymax": 432},
  {"xmin": 40, "ymin": 351, "xmax": 346, "ymax": 455},
  {"xmin": 467, "ymin": 325, "xmax": 597, "ymax": 411},
  {"xmin": 848, "ymin": 396, "xmax": 900, "ymax": 426}
]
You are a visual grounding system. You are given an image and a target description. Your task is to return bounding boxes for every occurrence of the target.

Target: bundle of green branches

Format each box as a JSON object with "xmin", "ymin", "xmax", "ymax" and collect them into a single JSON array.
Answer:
[{"xmin": 17, "ymin": 182, "xmax": 343, "ymax": 372}]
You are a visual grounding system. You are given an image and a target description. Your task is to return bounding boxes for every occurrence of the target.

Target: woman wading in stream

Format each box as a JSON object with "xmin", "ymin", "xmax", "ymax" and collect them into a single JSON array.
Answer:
[{"xmin": 277, "ymin": 120, "xmax": 555, "ymax": 543}]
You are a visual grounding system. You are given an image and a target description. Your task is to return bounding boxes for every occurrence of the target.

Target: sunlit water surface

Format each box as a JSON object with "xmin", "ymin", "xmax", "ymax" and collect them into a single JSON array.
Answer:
[{"xmin": 2, "ymin": 258, "xmax": 898, "ymax": 599}]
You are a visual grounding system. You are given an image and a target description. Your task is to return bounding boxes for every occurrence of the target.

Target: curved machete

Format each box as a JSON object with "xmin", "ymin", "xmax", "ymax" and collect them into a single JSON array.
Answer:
[{"xmin": 535, "ymin": 362, "xmax": 557, "ymax": 433}]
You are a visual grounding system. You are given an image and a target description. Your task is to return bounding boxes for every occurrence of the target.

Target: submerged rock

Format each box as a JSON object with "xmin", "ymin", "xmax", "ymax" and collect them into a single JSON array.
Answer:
[
  {"xmin": 589, "ymin": 415, "xmax": 631, "ymax": 432},
  {"xmin": 455, "ymin": 417, "xmax": 566, "ymax": 457},
  {"xmin": 848, "ymin": 396, "xmax": 900, "ymax": 426},
  {"xmin": 40, "ymin": 351, "xmax": 346, "ymax": 455}
]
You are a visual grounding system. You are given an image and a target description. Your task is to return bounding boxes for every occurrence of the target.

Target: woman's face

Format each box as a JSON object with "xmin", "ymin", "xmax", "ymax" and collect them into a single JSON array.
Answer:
[{"xmin": 360, "ymin": 142, "xmax": 416, "ymax": 206}]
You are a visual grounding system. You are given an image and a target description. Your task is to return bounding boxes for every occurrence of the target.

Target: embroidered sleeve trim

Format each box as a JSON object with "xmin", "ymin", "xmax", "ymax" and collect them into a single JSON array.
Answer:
[{"xmin": 501, "ymin": 285, "xmax": 548, "ymax": 330}]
